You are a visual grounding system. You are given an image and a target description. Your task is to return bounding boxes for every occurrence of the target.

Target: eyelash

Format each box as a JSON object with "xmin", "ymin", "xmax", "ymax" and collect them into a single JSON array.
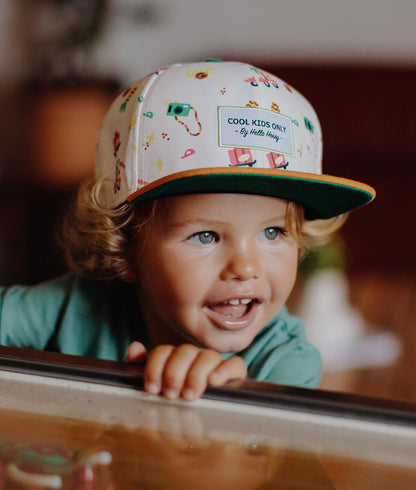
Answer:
[
  {"xmin": 188, "ymin": 231, "xmax": 218, "ymax": 245},
  {"xmin": 188, "ymin": 227, "xmax": 286, "ymax": 245},
  {"xmin": 261, "ymin": 227, "xmax": 285, "ymax": 241}
]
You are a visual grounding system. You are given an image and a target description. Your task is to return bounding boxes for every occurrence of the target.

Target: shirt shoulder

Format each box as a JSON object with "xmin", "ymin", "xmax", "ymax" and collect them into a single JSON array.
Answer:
[
  {"xmin": 0, "ymin": 274, "xmax": 142, "ymax": 359},
  {"xmin": 0, "ymin": 274, "xmax": 77, "ymax": 348}
]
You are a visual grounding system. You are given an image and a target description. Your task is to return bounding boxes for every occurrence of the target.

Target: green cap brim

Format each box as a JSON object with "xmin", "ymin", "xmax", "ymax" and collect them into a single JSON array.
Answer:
[{"xmin": 128, "ymin": 168, "xmax": 375, "ymax": 220}]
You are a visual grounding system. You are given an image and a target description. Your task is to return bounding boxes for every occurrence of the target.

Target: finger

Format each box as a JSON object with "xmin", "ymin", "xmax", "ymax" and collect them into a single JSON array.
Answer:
[
  {"xmin": 124, "ymin": 341, "xmax": 147, "ymax": 363},
  {"xmin": 160, "ymin": 344, "xmax": 201, "ymax": 399},
  {"xmin": 144, "ymin": 345, "xmax": 175, "ymax": 395},
  {"xmin": 181, "ymin": 350, "xmax": 225, "ymax": 401},
  {"xmin": 208, "ymin": 355, "xmax": 247, "ymax": 387}
]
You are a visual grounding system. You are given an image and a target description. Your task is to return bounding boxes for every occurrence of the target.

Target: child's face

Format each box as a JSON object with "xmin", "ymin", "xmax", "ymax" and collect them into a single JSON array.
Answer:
[{"xmin": 133, "ymin": 193, "xmax": 299, "ymax": 353}]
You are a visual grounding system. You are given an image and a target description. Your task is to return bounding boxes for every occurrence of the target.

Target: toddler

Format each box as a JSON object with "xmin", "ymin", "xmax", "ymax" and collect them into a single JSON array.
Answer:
[{"xmin": 0, "ymin": 60, "xmax": 375, "ymax": 400}]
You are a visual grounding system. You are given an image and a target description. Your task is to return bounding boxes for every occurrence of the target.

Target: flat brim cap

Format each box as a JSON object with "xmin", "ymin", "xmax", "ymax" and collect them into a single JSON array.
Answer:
[{"xmin": 96, "ymin": 60, "xmax": 375, "ymax": 219}]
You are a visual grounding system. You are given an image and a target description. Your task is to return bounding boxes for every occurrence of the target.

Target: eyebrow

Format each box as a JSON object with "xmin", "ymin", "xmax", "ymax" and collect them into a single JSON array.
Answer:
[
  {"xmin": 164, "ymin": 214, "xmax": 288, "ymax": 231},
  {"xmin": 164, "ymin": 219, "xmax": 224, "ymax": 231}
]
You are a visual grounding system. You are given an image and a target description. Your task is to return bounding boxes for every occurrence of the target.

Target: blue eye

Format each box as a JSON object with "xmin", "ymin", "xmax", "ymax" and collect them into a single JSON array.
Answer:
[
  {"xmin": 188, "ymin": 231, "xmax": 218, "ymax": 245},
  {"xmin": 261, "ymin": 227, "xmax": 281, "ymax": 241}
]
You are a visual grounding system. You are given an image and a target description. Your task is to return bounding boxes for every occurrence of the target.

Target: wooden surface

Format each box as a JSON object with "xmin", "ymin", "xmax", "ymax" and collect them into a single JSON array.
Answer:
[
  {"xmin": 0, "ymin": 380, "xmax": 414, "ymax": 490},
  {"xmin": 1, "ymin": 408, "xmax": 415, "ymax": 489},
  {"xmin": 319, "ymin": 273, "xmax": 416, "ymax": 403}
]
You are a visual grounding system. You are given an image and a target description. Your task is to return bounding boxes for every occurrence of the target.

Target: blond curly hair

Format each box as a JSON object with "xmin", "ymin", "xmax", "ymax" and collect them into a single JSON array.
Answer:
[{"xmin": 60, "ymin": 177, "xmax": 347, "ymax": 282}]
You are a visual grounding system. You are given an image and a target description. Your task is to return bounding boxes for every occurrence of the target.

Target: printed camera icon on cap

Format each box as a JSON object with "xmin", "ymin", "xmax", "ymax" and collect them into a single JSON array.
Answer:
[{"xmin": 167, "ymin": 103, "xmax": 191, "ymax": 117}]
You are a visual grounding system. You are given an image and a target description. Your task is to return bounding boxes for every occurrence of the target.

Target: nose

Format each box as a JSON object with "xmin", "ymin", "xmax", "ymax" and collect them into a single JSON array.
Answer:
[{"xmin": 220, "ymin": 242, "xmax": 261, "ymax": 282}]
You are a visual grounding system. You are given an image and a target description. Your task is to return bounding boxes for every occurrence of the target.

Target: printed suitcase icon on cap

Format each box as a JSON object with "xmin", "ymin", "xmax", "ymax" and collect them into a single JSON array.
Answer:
[{"xmin": 228, "ymin": 148, "xmax": 256, "ymax": 167}]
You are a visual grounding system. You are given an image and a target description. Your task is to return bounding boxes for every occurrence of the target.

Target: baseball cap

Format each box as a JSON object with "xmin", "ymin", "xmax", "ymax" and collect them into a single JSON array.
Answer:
[{"xmin": 95, "ymin": 60, "xmax": 375, "ymax": 219}]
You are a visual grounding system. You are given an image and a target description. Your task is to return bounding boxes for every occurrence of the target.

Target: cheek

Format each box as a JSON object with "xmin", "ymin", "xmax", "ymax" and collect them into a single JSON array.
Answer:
[
  {"xmin": 285, "ymin": 249, "xmax": 299, "ymax": 282},
  {"xmin": 163, "ymin": 257, "xmax": 215, "ymax": 305},
  {"xmin": 137, "ymin": 251, "xmax": 211, "ymax": 307},
  {"xmin": 268, "ymin": 247, "xmax": 299, "ymax": 291}
]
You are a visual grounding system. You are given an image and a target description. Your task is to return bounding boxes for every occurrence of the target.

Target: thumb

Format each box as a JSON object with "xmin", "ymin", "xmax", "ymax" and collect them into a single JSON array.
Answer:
[{"xmin": 125, "ymin": 341, "xmax": 148, "ymax": 363}]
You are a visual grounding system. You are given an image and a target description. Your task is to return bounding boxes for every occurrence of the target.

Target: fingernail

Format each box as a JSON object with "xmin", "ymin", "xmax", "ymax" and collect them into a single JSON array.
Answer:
[
  {"xmin": 183, "ymin": 388, "xmax": 195, "ymax": 401},
  {"xmin": 165, "ymin": 389, "xmax": 178, "ymax": 399},
  {"xmin": 146, "ymin": 382, "xmax": 159, "ymax": 394}
]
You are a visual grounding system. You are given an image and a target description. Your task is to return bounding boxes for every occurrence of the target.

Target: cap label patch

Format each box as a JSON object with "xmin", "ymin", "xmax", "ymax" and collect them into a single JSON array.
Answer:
[{"xmin": 218, "ymin": 107, "xmax": 294, "ymax": 155}]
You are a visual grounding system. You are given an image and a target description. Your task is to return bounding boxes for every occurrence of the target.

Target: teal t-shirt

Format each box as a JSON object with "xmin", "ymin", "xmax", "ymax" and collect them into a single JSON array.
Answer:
[{"xmin": 0, "ymin": 274, "xmax": 321, "ymax": 388}]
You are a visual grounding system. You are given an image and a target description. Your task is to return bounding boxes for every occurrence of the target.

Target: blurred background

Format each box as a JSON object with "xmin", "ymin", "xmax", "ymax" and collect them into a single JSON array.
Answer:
[{"xmin": 0, "ymin": 0, "xmax": 415, "ymax": 401}]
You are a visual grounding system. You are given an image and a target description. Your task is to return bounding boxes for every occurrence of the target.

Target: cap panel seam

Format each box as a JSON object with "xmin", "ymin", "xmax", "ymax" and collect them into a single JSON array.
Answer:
[{"xmin": 137, "ymin": 72, "xmax": 163, "ymax": 194}]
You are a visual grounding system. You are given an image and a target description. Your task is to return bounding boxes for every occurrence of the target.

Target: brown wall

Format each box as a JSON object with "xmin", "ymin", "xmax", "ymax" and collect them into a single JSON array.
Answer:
[{"xmin": 258, "ymin": 65, "xmax": 416, "ymax": 272}]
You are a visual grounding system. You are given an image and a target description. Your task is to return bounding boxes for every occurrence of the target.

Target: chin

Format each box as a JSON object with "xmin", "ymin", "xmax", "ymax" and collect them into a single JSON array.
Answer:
[{"xmin": 207, "ymin": 336, "xmax": 253, "ymax": 354}]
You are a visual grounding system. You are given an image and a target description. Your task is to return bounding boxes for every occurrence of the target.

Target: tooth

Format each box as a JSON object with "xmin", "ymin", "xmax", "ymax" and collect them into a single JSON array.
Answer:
[
  {"xmin": 241, "ymin": 298, "xmax": 251, "ymax": 305},
  {"xmin": 229, "ymin": 299, "xmax": 240, "ymax": 305}
]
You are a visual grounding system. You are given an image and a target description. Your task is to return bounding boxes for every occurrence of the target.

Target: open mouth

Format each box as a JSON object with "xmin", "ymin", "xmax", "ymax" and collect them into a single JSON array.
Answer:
[{"xmin": 204, "ymin": 298, "xmax": 261, "ymax": 331}]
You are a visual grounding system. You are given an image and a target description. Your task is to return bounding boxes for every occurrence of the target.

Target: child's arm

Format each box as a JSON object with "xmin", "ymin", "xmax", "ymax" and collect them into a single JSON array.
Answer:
[{"xmin": 125, "ymin": 342, "xmax": 247, "ymax": 401}]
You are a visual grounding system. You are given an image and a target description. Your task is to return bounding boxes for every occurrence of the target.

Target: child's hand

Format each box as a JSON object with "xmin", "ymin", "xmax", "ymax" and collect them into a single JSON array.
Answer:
[{"xmin": 125, "ymin": 342, "xmax": 247, "ymax": 401}]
